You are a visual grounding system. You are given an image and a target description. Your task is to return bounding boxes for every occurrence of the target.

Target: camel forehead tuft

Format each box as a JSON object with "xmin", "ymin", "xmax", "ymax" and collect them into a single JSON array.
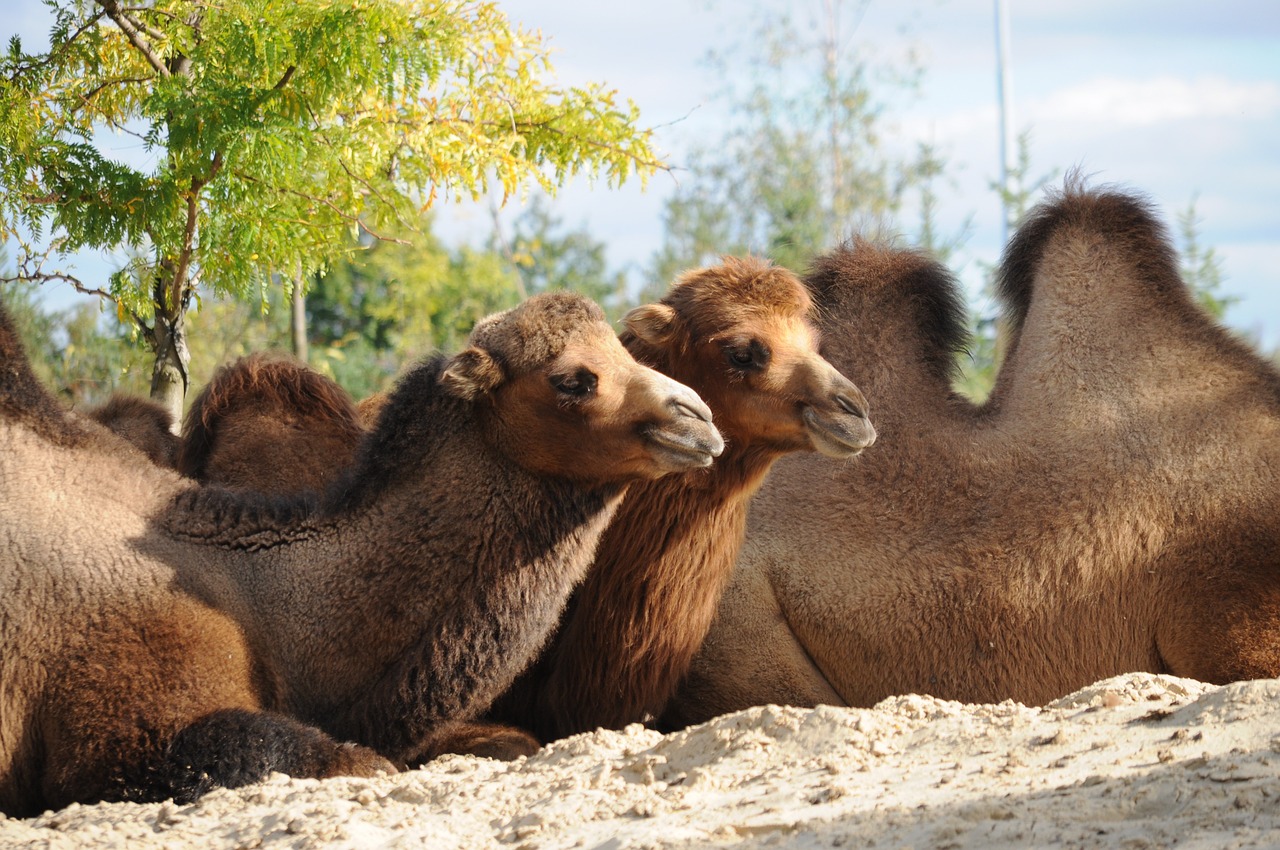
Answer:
[
  {"xmin": 469, "ymin": 291, "xmax": 611, "ymax": 371},
  {"xmin": 666, "ymin": 256, "xmax": 813, "ymax": 337}
]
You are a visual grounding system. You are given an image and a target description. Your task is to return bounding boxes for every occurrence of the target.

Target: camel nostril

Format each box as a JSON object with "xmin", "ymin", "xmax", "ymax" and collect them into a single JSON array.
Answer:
[
  {"xmin": 670, "ymin": 397, "xmax": 712, "ymax": 423},
  {"xmin": 835, "ymin": 393, "xmax": 866, "ymax": 419}
]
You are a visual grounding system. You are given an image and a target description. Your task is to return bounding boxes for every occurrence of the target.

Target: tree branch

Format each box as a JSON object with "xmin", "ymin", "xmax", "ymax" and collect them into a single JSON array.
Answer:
[
  {"xmin": 96, "ymin": 0, "xmax": 171, "ymax": 78},
  {"xmin": 0, "ymin": 269, "xmax": 112, "ymax": 302},
  {"xmin": 4, "ymin": 11, "xmax": 107, "ymax": 81},
  {"xmin": 119, "ymin": 9, "xmax": 166, "ymax": 42}
]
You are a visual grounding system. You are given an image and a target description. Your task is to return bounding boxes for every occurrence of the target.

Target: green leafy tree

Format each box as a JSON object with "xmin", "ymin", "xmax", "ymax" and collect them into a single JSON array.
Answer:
[
  {"xmin": 302, "ymin": 216, "xmax": 521, "ymax": 399},
  {"xmin": 953, "ymin": 132, "xmax": 1058, "ymax": 402},
  {"xmin": 647, "ymin": 0, "xmax": 957, "ymax": 295},
  {"xmin": 1177, "ymin": 198, "xmax": 1236, "ymax": 320},
  {"xmin": 498, "ymin": 195, "xmax": 629, "ymax": 319},
  {"xmin": 0, "ymin": 0, "xmax": 662, "ymax": 421}
]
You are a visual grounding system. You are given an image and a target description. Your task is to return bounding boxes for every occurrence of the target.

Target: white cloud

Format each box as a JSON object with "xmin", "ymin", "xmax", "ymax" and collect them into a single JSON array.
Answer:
[{"xmin": 1027, "ymin": 76, "xmax": 1280, "ymax": 128}]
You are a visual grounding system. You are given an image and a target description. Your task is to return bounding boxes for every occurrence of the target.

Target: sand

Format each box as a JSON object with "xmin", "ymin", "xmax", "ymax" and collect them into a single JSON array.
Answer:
[{"xmin": 5, "ymin": 673, "xmax": 1279, "ymax": 849}]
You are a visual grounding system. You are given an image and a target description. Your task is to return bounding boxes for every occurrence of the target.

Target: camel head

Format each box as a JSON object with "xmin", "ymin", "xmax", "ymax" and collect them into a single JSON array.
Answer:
[
  {"xmin": 623, "ymin": 256, "xmax": 875, "ymax": 460},
  {"xmin": 440, "ymin": 291, "xmax": 724, "ymax": 484}
]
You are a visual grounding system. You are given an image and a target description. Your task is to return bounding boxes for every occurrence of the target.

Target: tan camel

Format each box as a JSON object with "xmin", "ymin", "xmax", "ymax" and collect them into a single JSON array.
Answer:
[
  {"xmin": 0, "ymin": 292, "xmax": 723, "ymax": 816},
  {"xmin": 178, "ymin": 354, "xmax": 365, "ymax": 496},
  {"xmin": 666, "ymin": 182, "xmax": 1280, "ymax": 726},
  {"xmin": 356, "ymin": 390, "xmax": 390, "ymax": 427},
  {"xmin": 489, "ymin": 256, "xmax": 875, "ymax": 741},
  {"xmin": 85, "ymin": 394, "xmax": 180, "ymax": 468}
]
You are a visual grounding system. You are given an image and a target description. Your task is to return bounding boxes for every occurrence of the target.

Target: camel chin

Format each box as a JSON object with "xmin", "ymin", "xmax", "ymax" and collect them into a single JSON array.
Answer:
[
  {"xmin": 801, "ymin": 405, "xmax": 876, "ymax": 459},
  {"xmin": 641, "ymin": 420, "xmax": 725, "ymax": 472}
]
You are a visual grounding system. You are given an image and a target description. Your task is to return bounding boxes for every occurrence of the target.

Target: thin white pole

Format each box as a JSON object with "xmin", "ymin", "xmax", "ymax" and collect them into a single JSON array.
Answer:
[{"xmin": 995, "ymin": 0, "xmax": 1017, "ymax": 242}]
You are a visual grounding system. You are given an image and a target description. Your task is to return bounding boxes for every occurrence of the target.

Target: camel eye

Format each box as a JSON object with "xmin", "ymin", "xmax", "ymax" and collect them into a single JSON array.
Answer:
[
  {"xmin": 725, "ymin": 340, "xmax": 769, "ymax": 371},
  {"xmin": 551, "ymin": 369, "xmax": 598, "ymax": 399}
]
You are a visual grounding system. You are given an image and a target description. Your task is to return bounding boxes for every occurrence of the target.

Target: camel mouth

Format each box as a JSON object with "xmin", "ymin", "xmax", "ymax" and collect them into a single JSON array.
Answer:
[
  {"xmin": 641, "ymin": 423, "xmax": 725, "ymax": 471},
  {"xmin": 801, "ymin": 406, "xmax": 876, "ymax": 459}
]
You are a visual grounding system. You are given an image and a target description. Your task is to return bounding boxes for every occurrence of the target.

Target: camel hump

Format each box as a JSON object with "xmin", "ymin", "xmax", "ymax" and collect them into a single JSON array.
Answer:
[
  {"xmin": 86, "ymin": 394, "xmax": 179, "ymax": 468},
  {"xmin": 805, "ymin": 238, "xmax": 970, "ymax": 387},
  {"xmin": 178, "ymin": 354, "xmax": 362, "ymax": 479},
  {"xmin": 996, "ymin": 175, "xmax": 1184, "ymax": 335},
  {"xmin": 0, "ymin": 300, "xmax": 93, "ymax": 446}
]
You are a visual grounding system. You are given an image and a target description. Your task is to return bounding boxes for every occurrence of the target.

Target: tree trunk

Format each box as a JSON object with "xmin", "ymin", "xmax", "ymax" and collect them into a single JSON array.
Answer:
[
  {"xmin": 291, "ymin": 270, "xmax": 309, "ymax": 363},
  {"xmin": 148, "ymin": 274, "xmax": 190, "ymax": 432}
]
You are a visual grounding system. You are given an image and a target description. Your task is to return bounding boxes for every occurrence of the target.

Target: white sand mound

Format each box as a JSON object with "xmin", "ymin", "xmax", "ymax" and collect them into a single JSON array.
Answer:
[{"xmin": 6, "ymin": 673, "xmax": 1280, "ymax": 849}]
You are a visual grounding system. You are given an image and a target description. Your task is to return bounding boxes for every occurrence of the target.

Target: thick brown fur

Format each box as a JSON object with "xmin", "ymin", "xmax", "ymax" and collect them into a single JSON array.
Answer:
[
  {"xmin": 177, "ymin": 354, "xmax": 365, "ymax": 495},
  {"xmin": 0, "ymin": 291, "xmax": 722, "ymax": 815},
  {"xmin": 86, "ymin": 394, "xmax": 180, "ymax": 469},
  {"xmin": 668, "ymin": 180, "xmax": 1280, "ymax": 724},
  {"xmin": 489, "ymin": 256, "xmax": 875, "ymax": 741}
]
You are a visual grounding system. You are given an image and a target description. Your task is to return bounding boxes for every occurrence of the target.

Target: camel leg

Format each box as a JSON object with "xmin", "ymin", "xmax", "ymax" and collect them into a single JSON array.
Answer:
[
  {"xmin": 407, "ymin": 721, "xmax": 542, "ymax": 764},
  {"xmin": 43, "ymin": 708, "xmax": 396, "ymax": 809},
  {"xmin": 152, "ymin": 709, "xmax": 398, "ymax": 804}
]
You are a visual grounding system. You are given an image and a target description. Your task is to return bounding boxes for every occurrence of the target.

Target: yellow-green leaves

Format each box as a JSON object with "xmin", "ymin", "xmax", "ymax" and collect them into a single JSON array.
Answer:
[{"xmin": 1, "ymin": 0, "xmax": 661, "ymax": 316}]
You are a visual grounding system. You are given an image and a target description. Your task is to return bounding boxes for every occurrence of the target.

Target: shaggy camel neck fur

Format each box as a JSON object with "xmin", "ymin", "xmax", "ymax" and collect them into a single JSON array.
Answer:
[
  {"xmin": 178, "ymin": 354, "xmax": 364, "ymax": 495},
  {"xmin": 667, "ymin": 182, "xmax": 1280, "ymax": 726},
  {"xmin": 0, "ymin": 292, "xmax": 722, "ymax": 815},
  {"xmin": 491, "ymin": 257, "xmax": 875, "ymax": 741}
]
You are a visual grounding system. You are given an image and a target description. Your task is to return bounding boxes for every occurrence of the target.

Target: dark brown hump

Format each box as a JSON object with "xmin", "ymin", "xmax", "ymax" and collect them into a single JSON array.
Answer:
[
  {"xmin": 996, "ymin": 176, "xmax": 1185, "ymax": 338},
  {"xmin": 804, "ymin": 238, "xmax": 970, "ymax": 389},
  {"xmin": 177, "ymin": 354, "xmax": 363, "ymax": 479},
  {"xmin": 86, "ymin": 394, "xmax": 179, "ymax": 468}
]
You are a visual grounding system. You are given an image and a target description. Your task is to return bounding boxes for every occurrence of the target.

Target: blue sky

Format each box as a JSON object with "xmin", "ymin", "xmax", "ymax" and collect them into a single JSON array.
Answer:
[
  {"xmin": 8, "ymin": 0, "xmax": 1280, "ymax": 348},
  {"xmin": 486, "ymin": 0, "xmax": 1280, "ymax": 347}
]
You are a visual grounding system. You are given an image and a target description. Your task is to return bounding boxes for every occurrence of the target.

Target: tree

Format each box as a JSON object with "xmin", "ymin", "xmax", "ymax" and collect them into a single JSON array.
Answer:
[
  {"xmin": 952, "ymin": 132, "xmax": 1058, "ymax": 402},
  {"xmin": 496, "ymin": 194, "xmax": 630, "ymax": 319},
  {"xmin": 302, "ymin": 215, "xmax": 522, "ymax": 399},
  {"xmin": 647, "ymin": 0, "xmax": 957, "ymax": 295},
  {"xmin": 1177, "ymin": 198, "xmax": 1236, "ymax": 321},
  {"xmin": 0, "ymin": 0, "xmax": 662, "ymax": 421}
]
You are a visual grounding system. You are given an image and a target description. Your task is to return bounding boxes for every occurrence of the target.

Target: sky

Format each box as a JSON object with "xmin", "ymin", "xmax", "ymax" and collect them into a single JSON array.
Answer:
[
  {"xmin": 483, "ymin": 0, "xmax": 1280, "ymax": 347},
  {"xmin": 7, "ymin": 0, "xmax": 1280, "ymax": 348}
]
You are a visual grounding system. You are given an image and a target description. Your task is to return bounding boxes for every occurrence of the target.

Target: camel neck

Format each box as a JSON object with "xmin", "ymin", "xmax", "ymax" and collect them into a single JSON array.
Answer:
[
  {"xmin": 162, "ymin": 356, "xmax": 627, "ymax": 760},
  {"xmin": 512, "ymin": 434, "xmax": 782, "ymax": 740}
]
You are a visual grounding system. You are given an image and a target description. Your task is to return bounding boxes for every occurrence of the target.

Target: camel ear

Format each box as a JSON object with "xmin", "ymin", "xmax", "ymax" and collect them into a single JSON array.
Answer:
[
  {"xmin": 441, "ymin": 347, "xmax": 504, "ymax": 401},
  {"xmin": 622, "ymin": 302, "xmax": 678, "ymax": 347}
]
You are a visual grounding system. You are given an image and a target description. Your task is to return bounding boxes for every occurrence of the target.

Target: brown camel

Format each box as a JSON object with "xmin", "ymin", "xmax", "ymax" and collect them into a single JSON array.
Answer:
[
  {"xmin": 0, "ymin": 292, "xmax": 724, "ymax": 816},
  {"xmin": 489, "ymin": 256, "xmax": 875, "ymax": 741},
  {"xmin": 666, "ymin": 182, "xmax": 1280, "ymax": 726},
  {"xmin": 85, "ymin": 394, "xmax": 180, "ymax": 468},
  {"xmin": 178, "ymin": 354, "xmax": 365, "ymax": 496},
  {"xmin": 356, "ymin": 390, "xmax": 390, "ymax": 427}
]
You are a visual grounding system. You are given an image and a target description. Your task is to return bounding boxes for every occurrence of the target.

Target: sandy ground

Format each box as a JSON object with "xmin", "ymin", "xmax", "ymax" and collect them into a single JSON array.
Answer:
[{"xmin": 5, "ymin": 673, "xmax": 1280, "ymax": 849}]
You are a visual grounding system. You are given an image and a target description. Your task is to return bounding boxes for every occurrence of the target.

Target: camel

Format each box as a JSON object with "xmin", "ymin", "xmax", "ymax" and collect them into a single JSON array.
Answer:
[
  {"xmin": 356, "ymin": 390, "xmax": 390, "ymax": 427},
  {"xmin": 0, "ymin": 291, "xmax": 724, "ymax": 816},
  {"xmin": 85, "ymin": 394, "xmax": 180, "ymax": 469},
  {"xmin": 488, "ymin": 256, "xmax": 876, "ymax": 742},
  {"xmin": 666, "ymin": 181, "xmax": 1280, "ymax": 726},
  {"xmin": 178, "ymin": 354, "xmax": 365, "ymax": 496}
]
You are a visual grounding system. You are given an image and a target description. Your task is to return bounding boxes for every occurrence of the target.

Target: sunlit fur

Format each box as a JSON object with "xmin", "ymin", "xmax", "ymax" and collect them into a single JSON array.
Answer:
[
  {"xmin": 0, "ymin": 292, "xmax": 719, "ymax": 815},
  {"xmin": 669, "ymin": 181, "xmax": 1280, "ymax": 725},
  {"xmin": 177, "ymin": 354, "xmax": 365, "ymax": 495},
  {"xmin": 490, "ymin": 256, "xmax": 875, "ymax": 741}
]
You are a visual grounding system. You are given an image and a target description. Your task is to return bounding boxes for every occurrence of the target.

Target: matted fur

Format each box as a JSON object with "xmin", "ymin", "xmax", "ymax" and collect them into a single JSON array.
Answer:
[
  {"xmin": 490, "ymin": 256, "xmax": 874, "ymax": 741},
  {"xmin": 177, "ymin": 354, "xmax": 364, "ymax": 493},
  {"xmin": 0, "ymin": 291, "xmax": 719, "ymax": 815},
  {"xmin": 669, "ymin": 182, "xmax": 1280, "ymax": 725}
]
